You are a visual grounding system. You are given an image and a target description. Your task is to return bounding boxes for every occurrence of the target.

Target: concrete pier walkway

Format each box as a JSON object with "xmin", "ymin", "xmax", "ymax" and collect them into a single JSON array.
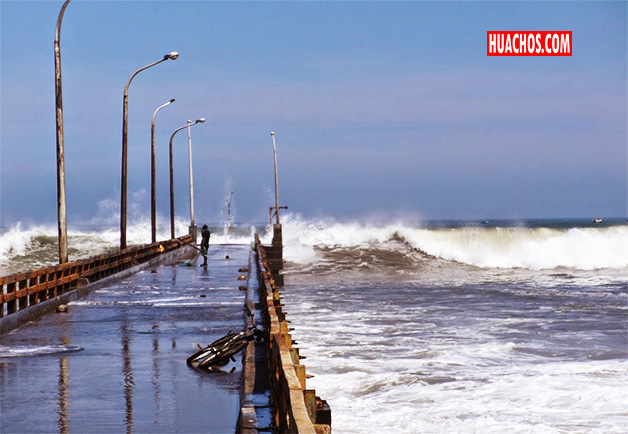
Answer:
[{"xmin": 0, "ymin": 244, "xmax": 252, "ymax": 433}]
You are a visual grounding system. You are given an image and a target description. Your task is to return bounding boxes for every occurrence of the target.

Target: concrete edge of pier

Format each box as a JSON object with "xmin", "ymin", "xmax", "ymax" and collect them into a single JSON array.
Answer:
[
  {"xmin": 237, "ymin": 232, "xmax": 331, "ymax": 434},
  {"xmin": 238, "ymin": 245, "xmax": 273, "ymax": 433},
  {"xmin": 0, "ymin": 239, "xmax": 195, "ymax": 334}
]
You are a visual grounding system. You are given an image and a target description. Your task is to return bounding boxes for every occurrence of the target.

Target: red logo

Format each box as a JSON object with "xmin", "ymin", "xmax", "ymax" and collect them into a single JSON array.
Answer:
[{"xmin": 487, "ymin": 31, "xmax": 572, "ymax": 56}]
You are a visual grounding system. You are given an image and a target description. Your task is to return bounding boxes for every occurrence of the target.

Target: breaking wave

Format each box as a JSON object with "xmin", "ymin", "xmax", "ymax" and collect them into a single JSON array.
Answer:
[
  {"xmin": 0, "ymin": 218, "xmax": 256, "ymax": 275},
  {"xmin": 278, "ymin": 215, "xmax": 628, "ymax": 271},
  {"xmin": 3, "ymin": 212, "xmax": 626, "ymax": 275}
]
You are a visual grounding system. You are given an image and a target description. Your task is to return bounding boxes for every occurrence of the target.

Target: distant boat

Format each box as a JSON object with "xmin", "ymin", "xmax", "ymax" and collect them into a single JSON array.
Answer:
[
  {"xmin": 481, "ymin": 220, "xmax": 490, "ymax": 225},
  {"xmin": 592, "ymin": 218, "xmax": 602, "ymax": 224}
]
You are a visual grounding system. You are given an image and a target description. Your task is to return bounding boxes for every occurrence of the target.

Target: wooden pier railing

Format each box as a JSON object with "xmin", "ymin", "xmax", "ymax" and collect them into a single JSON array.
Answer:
[
  {"xmin": 254, "ymin": 234, "xmax": 331, "ymax": 434},
  {"xmin": 0, "ymin": 235, "xmax": 192, "ymax": 320}
]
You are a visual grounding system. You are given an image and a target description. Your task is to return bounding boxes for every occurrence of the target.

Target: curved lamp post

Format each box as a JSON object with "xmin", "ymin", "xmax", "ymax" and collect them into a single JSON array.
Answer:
[
  {"xmin": 120, "ymin": 51, "xmax": 178, "ymax": 250},
  {"xmin": 54, "ymin": 0, "xmax": 72, "ymax": 263},
  {"xmin": 150, "ymin": 98, "xmax": 175, "ymax": 243},
  {"xmin": 169, "ymin": 118, "xmax": 205, "ymax": 239}
]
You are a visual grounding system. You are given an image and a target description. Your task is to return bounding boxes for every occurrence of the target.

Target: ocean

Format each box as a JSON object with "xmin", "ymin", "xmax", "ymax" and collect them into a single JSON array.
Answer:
[
  {"xmin": 0, "ymin": 218, "xmax": 256, "ymax": 276},
  {"xmin": 1, "ymin": 215, "xmax": 627, "ymax": 433},
  {"xmin": 277, "ymin": 216, "xmax": 628, "ymax": 434}
]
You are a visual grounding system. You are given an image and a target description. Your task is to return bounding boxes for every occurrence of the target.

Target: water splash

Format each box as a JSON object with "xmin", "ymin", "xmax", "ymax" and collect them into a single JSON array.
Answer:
[{"xmin": 278, "ymin": 214, "xmax": 628, "ymax": 271}]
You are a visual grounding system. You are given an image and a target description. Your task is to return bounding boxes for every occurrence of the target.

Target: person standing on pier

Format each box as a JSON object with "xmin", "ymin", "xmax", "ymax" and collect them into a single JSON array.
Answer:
[{"xmin": 200, "ymin": 224, "xmax": 211, "ymax": 267}]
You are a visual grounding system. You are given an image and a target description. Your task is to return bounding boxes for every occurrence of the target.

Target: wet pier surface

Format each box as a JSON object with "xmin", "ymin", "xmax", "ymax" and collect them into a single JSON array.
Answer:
[{"xmin": 0, "ymin": 244, "xmax": 251, "ymax": 434}]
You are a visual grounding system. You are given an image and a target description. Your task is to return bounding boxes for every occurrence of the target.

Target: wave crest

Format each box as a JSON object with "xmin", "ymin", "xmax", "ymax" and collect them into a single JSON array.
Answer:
[{"xmin": 279, "ymin": 215, "xmax": 628, "ymax": 271}]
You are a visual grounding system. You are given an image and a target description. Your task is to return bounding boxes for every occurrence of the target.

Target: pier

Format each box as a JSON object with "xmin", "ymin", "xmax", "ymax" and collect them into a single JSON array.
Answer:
[
  {"xmin": 2, "ymin": 4, "xmax": 329, "ymax": 426},
  {"xmin": 0, "ymin": 233, "xmax": 331, "ymax": 433}
]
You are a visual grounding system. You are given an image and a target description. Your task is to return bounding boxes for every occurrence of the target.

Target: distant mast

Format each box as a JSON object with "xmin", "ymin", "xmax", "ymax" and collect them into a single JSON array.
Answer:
[{"xmin": 227, "ymin": 191, "xmax": 234, "ymax": 235}]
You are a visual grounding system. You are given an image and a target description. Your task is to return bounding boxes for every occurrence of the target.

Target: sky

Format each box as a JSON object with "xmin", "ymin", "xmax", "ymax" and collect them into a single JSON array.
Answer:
[{"xmin": 1, "ymin": 0, "xmax": 626, "ymax": 228}]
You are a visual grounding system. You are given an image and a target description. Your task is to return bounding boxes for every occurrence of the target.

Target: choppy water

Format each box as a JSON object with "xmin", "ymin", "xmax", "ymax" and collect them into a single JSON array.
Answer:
[
  {"xmin": 277, "ymin": 216, "xmax": 628, "ymax": 433},
  {"xmin": 1, "ymin": 215, "xmax": 627, "ymax": 433},
  {"xmin": 0, "ymin": 218, "xmax": 259, "ymax": 275}
]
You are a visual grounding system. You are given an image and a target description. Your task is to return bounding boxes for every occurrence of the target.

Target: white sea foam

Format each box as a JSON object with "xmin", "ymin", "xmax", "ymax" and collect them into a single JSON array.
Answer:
[
  {"xmin": 0, "ymin": 345, "xmax": 84, "ymax": 358},
  {"xmin": 278, "ymin": 214, "xmax": 403, "ymax": 265},
  {"xmin": 0, "ymin": 214, "xmax": 252, "ymax": 275},
  {"xmin": 278, "ymin": 215, "xmax": 628, "ymax": 270},
  {"xmin": 399, "ymin": 226, "xmax": 628, "ymax": 270},
  {"xmin": 306, "ymin": 354, "xmax": 628, "ymax": 434},
  {"xmin": 213, "ymin": 225, "xmax": 259, "ymax": 246},
  {"xmin": 274, "ymin": 215, "xmax": 628, "ymax": 433},
  {"xmin": 0, "ymin": 185, "xmax": 257, "ymax": 274},
  {"xmin": 3, "ymin": 213, "xmax": 626, "ymax": 274},
  {"xmin": 0, "ymin": 222, "xmax": 57, "ymax": 258},
  {"xmin": 282, "ymin": 288, "xmax": 628, "ymax": 434}
]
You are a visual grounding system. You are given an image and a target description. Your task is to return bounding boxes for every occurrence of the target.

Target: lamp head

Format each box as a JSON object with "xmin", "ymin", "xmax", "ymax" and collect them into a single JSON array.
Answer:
[
  {"xmin": 169, "ymin": 99, "xmax": 175, "ymax": 103},
  {"xmin": 270, "ymin": 131, "xmax": 275, "ymax": 136},
  {"xmin": 197, "ymin": 118, "xmax": 206, "ymax": 124},
  {"xmin": 165, "ymin": 52, "xmax": 179, "ymax": 60}
]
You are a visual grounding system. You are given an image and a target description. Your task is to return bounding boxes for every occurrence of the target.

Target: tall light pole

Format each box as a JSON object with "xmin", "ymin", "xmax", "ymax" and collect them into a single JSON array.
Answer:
[
  {"xmin": 169, "ymin": 118, "xmax": 205, "ymax": 239},
  {"xmin": 54, "ymin": 0, "xmax": 71, "ymax": 264},
  {"xmin": 186, "ymin": 120, "xmax": 197, "ymax": 236},
  {"xmin": 150, "ymin": 99, "xmax": 175, "ymax": 243},
  {"xmin": 271, "ymin": 131, "xmax": 280, "ymax": 224},
  {"xmin": 120, "ymin": 51, "xmax": 178, "ymax": 250}
]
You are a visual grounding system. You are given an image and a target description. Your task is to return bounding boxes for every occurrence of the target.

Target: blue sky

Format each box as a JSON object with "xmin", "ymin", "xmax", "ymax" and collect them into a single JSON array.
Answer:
[{"xmin": 1, "ymin": 0, "xmax": 626, "ymax": 227}]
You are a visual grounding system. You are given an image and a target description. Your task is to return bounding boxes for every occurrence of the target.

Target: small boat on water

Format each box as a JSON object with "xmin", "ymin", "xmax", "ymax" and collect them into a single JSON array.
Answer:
[{"xmin": 592, "ymin": 218, "xmax": 602, "ymax": 224}]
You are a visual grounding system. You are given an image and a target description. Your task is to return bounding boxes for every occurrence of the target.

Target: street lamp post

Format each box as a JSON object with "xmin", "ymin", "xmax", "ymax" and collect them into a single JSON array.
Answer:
[
  {"xmin": 169, "ymin": 118, "xmax": 205, "ymax": 240},
  {"xmin": 186, "ymin": 120, "xmax": 197, "ymax": 236},
  {"xmin": 54, "ymin": 0, "xmax": 72, "ymax": 264},
  {"xmin": 120, "ymin": 51, "xmax": 178, "ymax": 250},
  {"xmin": 268, "ymin": 132, "xmax": 284, "ymax": 286},
  {"xmin": 271, "ymin": 131, "xmax": 280, "ymax": 224},
  {"xmin": 150, "ymin": 99, "xmax": 175, "ymax": 243}
]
